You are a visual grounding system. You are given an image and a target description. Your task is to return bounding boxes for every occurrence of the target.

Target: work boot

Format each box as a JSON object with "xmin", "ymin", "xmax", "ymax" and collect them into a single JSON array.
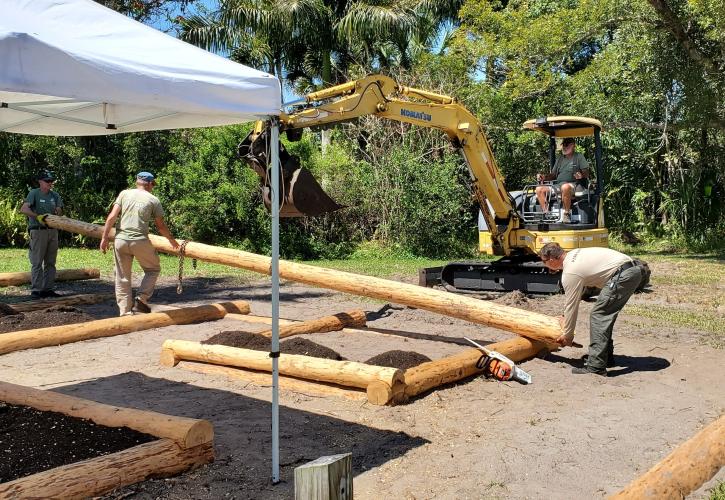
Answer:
[
  {"xmin": 582, "ymin": 354, "xmax": 616, "ymax": 368},
  {"xmin": 30, "ymin": 291, "xmax": 43, "ymax": 300},
  {"xmin": 41, "ymin": 290, "xmax": 62, "ymax": 298},
  {"xmin": 562, "ymin": 211, "xmax": 571, "ymax": 223},
  {"xmin": 132, "ymin": 297, "xmax": 151, "ymax": 314},
  {"xmin": 572, "ymin": 366, "xmax": 607, "ymax": 377}
]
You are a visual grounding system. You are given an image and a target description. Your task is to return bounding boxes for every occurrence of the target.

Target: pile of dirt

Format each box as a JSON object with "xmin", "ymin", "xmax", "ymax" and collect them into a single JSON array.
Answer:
[
  {"xmin": 203, "ymin": 331, "xmax": 343, "ymax": 360},
  {"xmin": 0, "ymin": 402, "xmax": 156, "ymax": 483},
  {"xmin": 366, "ymin": 350, "xmax": 432, "ymax": 370},
  {"xmin": 0, "ymin": 303, "xmax": 21, "ymax": 317},
  {"xmin": 0, "ymin": 306, "xmax": 94, "ymax": 334},
  {"xmin": 494, "ymin": 290, "xmax": 529, "ymax": 306}
]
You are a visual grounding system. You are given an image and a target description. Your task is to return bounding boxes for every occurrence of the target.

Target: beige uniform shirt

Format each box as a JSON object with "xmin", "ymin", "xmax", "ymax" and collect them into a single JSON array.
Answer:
[
  {"xmin": 114, "ymin": 188, "xmax": 164, "ymax": 241},
  {"xmin": 561, "ymin": 247, "xmax": 632, "ymax": 337}
]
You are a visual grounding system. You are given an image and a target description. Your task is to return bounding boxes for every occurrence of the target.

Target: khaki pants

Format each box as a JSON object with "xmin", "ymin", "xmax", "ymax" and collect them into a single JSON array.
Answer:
[
  {"xmin": 114, "ymin": 238, "xmax": 160, "ymax": 315},
  {"xmin": 28, "ymin": 228, "xmax": 59, "ymax": 292}
]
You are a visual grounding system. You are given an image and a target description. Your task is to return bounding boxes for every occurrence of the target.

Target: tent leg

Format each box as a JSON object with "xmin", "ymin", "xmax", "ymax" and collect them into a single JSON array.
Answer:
[{"xmin": 270, "ymin": 119, "xmax": 280, "ymax": 484}]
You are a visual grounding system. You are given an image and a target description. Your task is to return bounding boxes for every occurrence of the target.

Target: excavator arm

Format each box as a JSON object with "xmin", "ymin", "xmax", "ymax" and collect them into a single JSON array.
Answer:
[{"xmin": 240, "ymin": 75, "xmax": 520, "ymax": 255}]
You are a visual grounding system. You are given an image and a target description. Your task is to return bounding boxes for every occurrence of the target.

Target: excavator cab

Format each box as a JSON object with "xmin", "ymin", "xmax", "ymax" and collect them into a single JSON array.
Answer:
[
  {"xmin": 520, "ymin": 116, "xmax": 605, "ymax": 230},
  {"xmin": 238, "ymin": 122, "xmax": 343, "ymax": 217}
]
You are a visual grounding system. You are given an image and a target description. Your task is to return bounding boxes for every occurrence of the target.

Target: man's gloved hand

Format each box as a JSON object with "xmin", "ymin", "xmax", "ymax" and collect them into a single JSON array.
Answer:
[{"xmin": 36, "ymin": 214, "xmax": 48, "ymax": 226}]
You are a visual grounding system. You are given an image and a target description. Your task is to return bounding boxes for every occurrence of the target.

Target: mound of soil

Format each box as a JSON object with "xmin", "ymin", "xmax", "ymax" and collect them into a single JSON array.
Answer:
[
  {"xmin": 0, "ymin": 402, "xmax": 156, "ymax": 483},
  {"xmin": 366, "ymin": 350, "xmax": 432, "ymax": 370},
  {"xmin": 203, "ymin": 331, "xmax": 343, "ymax": 360},
  {"xmin": 0, "ymin": 306, "xmax": 95, "ymax": 334},
  {"xmin": 494, "ymin": 290, "xmax": 529, "ymax": 306},
  {"xmin": 0, "ymin": 303, "xmax": 21, "ymax": 317}
]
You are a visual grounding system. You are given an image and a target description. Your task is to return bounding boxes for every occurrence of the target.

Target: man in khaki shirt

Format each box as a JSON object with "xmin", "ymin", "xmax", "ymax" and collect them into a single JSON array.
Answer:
[
  {"xmin": 540, "ymin": 243, "xmax": 642, "ymax": 375},
  {"xmin": 100, "ymin": 172, "xmax": 179, "ymax": 316}
]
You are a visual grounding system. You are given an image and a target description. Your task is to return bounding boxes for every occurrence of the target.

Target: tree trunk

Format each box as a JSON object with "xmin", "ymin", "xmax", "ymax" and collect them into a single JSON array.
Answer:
[
  {"xmin": 0, "ymin": 300, "xmax": 249, "ymax": 355},
  {"xmin": 0, "ymin": 268, "xmax": 99, "ymax": 287},
  {"xmin": 42, "ymin": 216, "xmax": 563, "ymax": 347}
]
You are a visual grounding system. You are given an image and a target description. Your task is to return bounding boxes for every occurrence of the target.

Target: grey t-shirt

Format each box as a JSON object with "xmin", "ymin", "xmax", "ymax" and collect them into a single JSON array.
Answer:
[
  {"xmin": 552, "ymin": 152, "xmax": 589, "ymax": 183},
  {"xmin": 113, "ymin": 188, "xmax": 164, "ymax": 241},
  {"xmin": 25, "ymin": 188, "xmax": 63, "ymax": 229}
]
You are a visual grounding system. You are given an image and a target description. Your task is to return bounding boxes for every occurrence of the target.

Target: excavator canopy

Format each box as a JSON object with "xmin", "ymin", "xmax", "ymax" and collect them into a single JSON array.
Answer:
[{"xmin": 523, "ymin": 116, "xmax": 603, "ymax": 138}]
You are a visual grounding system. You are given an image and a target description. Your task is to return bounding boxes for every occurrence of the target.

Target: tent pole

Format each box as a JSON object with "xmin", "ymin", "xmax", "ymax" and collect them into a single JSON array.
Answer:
[{"xmin": 270, "ymin": 118, "xmax": 280, "ymax": 484}]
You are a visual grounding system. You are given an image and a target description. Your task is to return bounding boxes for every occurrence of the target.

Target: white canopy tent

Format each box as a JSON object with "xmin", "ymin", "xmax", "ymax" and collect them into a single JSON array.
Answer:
[{"xmin": 1, "ymin": 0, "xmax": 284, "ymax": 483}]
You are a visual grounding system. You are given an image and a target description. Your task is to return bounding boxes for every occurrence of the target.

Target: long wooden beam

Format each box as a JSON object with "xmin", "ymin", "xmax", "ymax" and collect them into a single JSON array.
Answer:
[
  {"xmin": 0, "ymin": 268, "xmax": 100, "ymax": 287},
  {"xmin": 257, "ymin": 310, "xmax": 366, "ymax": 339},
  {"xmin": 0, "ymin": 300, "xmax": 249, "ymax": 355},
  {"xmin": 0, "ymin": 381, "xmax": 213, "ymax": 449},
  {"xmin": 610, "ymin": 414, "xmax": 725, "ymax": 499},
  {"xmin": 43, "ymin": 215, "xmax": 562, "ymax": 346},
  {"xmin": 9, "ymin": 292, "xmax": 115, "ymax": 313}
]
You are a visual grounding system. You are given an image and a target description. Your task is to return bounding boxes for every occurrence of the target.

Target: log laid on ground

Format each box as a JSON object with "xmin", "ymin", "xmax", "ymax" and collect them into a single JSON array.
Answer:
[
  {"xmin": 0, "ymin": 300, "xmax": 250, "ymax": 355},
  {"xmin": 179, "ymin": 361, "xmax": 368, "ymax": 401},
  {"xmin": 43, "ymin": 215, "xmax": 562, "ymax": 346},
  {"xmin": 0, "ymin": 438, "xmax": 213, "ymax": 499},
  {"xmin": 610, "ymin": 414, "xmax": 725, "ymax": 499},
  {"xmin": 161, "ymin": 339, "xmax": 404, "ymax": 405},
  {"xmin": 0, "ymin": 268, "xmax": 100, "ymax": 287},
  {"xmin": 0, "ymin": 381, "xmax": 213, "ymax": 449},
  {"xmin": 403, "ymin": 336, "xmax": 548, "ymax": 399},
  {"xmin": 10, "ymin": 292, "xmax": 115, "ymax": 313},
  {"xmin": 257, "ymin": 309, "xmax": 367, "ymax": 339}
]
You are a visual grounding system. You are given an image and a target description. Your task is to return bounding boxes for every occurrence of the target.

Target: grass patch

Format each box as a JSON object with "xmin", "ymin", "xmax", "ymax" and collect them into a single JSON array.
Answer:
[
  {"xmin": 710, "ymin": 481, "xmax": 725, "ymax": 500},
  {"xmin": 626, "ymin": 305, "xmax": 724, "ymax": 348}
]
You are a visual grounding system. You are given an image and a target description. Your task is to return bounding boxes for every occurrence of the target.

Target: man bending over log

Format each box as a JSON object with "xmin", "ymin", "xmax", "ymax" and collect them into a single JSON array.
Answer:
[
  {"xmin": 100, "ymin": 172, "xmax": 179, "ymax": 316},
  {"xmin": 539, "ymin": 242, "xmax": 643, "ymax": 376}
]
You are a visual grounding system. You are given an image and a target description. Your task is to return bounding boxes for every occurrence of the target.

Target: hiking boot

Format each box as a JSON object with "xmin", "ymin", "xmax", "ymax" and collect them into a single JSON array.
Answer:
[
  {"xmin": 132, "ymin": 297, "xmax": 151, "ymax": 314},
  {"xmin": 41, "ymin": 290, "xmax": 62, "ymax": 298},
  {"xmin": 30, "ymin": 291, "xmax": 43, "ymax": 300},
  {"xmin": 572, "ymin": 366, "xmax": 607, "ymax": 377},
  {"xmin": 562, "ymin": 211, "xmax": 571, "ymax": 223}
]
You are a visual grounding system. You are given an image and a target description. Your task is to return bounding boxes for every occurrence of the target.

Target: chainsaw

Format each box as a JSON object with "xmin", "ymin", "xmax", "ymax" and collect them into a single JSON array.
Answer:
[{"xmin": 464, "ymin": 337, "xmax": 532, "ymax": 384}]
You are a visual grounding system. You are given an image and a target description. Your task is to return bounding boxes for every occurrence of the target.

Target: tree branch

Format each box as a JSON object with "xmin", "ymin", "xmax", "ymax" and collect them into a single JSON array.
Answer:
[{"xmin": 610, "ymin": 119, "xmax": 725, "ymax": 131}]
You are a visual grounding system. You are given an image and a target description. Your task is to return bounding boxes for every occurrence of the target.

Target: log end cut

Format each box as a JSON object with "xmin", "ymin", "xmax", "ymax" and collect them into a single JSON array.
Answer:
[{"xmin": 160, "ymin": 348, "xmax": 180, "ymax": 367}]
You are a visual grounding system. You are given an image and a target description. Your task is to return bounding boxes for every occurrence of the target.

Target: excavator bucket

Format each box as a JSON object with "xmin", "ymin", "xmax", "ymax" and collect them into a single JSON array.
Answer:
[{"xmin": 238, "ymin": 126, "xmax": 344, "ymax": 217}]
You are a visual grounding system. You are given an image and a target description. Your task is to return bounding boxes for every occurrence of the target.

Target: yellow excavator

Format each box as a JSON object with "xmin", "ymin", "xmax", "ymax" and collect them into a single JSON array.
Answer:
[{"xmin": 239, "ymin": 75, "xmax": 609, "ymax": 293}]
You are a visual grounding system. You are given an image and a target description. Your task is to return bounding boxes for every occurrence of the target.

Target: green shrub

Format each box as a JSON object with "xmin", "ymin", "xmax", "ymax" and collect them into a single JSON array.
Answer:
[{"xmin": 0, "ymin": 191, "xmax": 28, "ymax": 247}]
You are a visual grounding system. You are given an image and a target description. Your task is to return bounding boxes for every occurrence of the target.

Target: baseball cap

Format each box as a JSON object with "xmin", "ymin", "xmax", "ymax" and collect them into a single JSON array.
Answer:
[
  {"xmin": 136, "ymin": 171, "xmax": 155, "ymax": 182},
  {"xmin": 38, "ymin": 170, "xmax": 56, "ymax": 182}
]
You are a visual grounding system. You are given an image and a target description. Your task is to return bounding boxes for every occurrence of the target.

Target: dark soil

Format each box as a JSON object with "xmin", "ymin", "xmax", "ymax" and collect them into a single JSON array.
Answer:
[
  {"xmin": 203, "ymin": 331, "xmax": 343, "ymax": 360},
  {"xmin": 0, "ymin": 303, "xmax": 20, "ymax": 317},
  {"xmin": 0, "ymin": 306, "xmax": 95, "ymax": 334},
  {"xmin": 494, "ymin": 290, "xmax": 529, "ymax": 306},
  {"xmin": 366, "ymin": 350, "xmax": 432, "ymax": 370},
  {"xmin": 0, "ymin": 402, "xmax": 157, "ymax": 483}
]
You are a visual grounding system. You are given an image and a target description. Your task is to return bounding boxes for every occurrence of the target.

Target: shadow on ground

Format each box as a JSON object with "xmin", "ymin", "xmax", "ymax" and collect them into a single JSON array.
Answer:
[
  {"xmin": 55, "ymin": 372, "xmax": 428, "ymax": 499},
  {"xmin": 545, "ymin": 352, "xmax": 671, "ymax": 377}
]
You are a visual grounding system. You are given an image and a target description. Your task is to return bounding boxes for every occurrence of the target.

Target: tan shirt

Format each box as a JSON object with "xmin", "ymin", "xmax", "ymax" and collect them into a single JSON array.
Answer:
[
  {"xmin": 561, "ymin": 247, "xmax": 632, "ymax": 337},
  {"xmin": 114, "ymin": 188, "xmax": 164, "ymax": 241}
]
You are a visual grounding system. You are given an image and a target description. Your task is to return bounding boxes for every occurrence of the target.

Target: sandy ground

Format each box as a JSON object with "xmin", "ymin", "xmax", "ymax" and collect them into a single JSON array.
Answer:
[{"xmin": 0, "ymin": 261, "xmax": 723, "ymax": 499}]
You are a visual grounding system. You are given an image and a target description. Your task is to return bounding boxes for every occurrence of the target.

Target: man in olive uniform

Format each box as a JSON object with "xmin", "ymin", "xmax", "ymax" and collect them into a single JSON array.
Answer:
[
  {"xmin": 100, "ymin": 172, "xmax": 179, "ymax": 316},
  {"xmin": 539, "ymin": 242, "xmax": 642, "ymax": 376},
  {"xmin": 19, "ymin": 170, "xmax": 63, "ymax": 299},
  {"xmin": 535, "ymin": 137, "xmax": 589, "ymax": 222}
]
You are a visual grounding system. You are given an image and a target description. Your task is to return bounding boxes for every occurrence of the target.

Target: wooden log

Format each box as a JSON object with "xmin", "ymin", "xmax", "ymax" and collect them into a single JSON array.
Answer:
[
  {"xmin": 0, "ymin": 300, "xmax": 250, "ymax": 355},
  {"xmin": 43, "ymin": 215, "xmax": 563, "ymax": 346},
  {"xmin": 10, "ymin": 292, "xmax": 115, "ymax": 313},
  {"xmin": 295, "ymin": 453, "xmax": 353, "ymax": 500},
  {"xmin": 0, "ymin": 268, "xmax": 100, "ymax": 287},
  {"xmin": 610, "ymin": 414, "xmax": 725, "ymax": 499},
  {"xmin": 161, "ymin": 339, "xmax": 403, "ymax": 390},
  {"xmin": 178, "ymin": 361, "xmax": 368, "ymax": 401},
  {"xmin": 403, "ymin": 336, "xmax": 548, "ymax": 398},
  {"xmin": 0, "ymin": 381, "xmax": 213, "ymax": 449},
  {"xmin": 0, "ymin": 438, "xmax": 213, "ymax": 499},
  {"xmin": 257, "ymin": 310, "xmax": 367, "ymax": 339}
]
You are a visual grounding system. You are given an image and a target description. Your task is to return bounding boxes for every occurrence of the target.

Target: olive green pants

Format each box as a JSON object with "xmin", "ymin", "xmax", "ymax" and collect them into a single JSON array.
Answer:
[
  {"xmin": 28, "ymin": 228, "xmax": 59, "ymax": 292},
  {"xmin": 586, "ymin": 266, "xmax": 643, "ymax": 371}
]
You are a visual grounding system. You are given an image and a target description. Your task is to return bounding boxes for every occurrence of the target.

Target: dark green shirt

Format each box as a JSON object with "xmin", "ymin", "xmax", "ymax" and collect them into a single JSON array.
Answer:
[
  {"xmin": 552, "ymin": 152, "xmax": 589, "ymax": 183},
  {"xmin": 25, "ymin": 188, "xmax": 63, "ymax": 229}
]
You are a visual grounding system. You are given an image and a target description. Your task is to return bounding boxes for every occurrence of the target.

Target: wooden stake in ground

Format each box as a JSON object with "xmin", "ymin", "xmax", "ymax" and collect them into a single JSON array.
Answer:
[
  {"xmin": 43, "ymin": 215, "xmax": 564, "ymax": 347},
  {"xmin": 9, "ymin": 292, "xmax": 115, "ymax": 313},
  {"xmin": 0, "ymin": 300, "xmax": 250, "ymax": 355},
  {"xmin": 0, "ymin": 268, "xmax": 100, "ymax": 287},
  {"xmin": 610, "ymin": 414, "xmax": 725, "ymax": 499},
  {"xmin": 257, "ymin": 309, "xmax": 366, "ymax": 339}
]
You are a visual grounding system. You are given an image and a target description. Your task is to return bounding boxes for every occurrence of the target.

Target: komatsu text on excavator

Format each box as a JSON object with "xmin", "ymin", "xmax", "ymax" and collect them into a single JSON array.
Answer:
[{"xmin": 239, "ymin": 75, "xmax": 609, "ymax": 293}]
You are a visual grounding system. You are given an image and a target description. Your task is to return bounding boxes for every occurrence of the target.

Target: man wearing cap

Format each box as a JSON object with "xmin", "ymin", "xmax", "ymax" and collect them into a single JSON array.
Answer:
[
  {"xmin": 19, "ymin": 171, "xmax": 64, "ymax": 299},
  {"xmin": 539, "ymin": 242, "xmax": 643, "ymax": 376},
  {"xmin": 100, "ymin": 172, "xmax": 179, "ymax": 316},
  {"xmin": 535, "ymin": 137, "xmax": 589, "ymax": 223}
]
